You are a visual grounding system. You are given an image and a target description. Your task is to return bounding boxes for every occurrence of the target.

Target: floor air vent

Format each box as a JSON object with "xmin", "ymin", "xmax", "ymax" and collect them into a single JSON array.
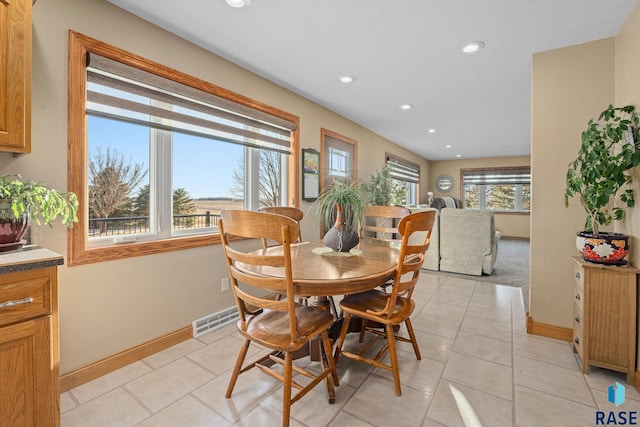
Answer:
[{"xmin": 192, "ymin": 306, "xmax": 239, "ymax": 338}]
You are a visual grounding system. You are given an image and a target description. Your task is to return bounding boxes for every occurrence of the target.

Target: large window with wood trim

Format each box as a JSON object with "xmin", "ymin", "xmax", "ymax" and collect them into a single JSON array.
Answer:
[
  {"xmin": 320, "ymin": 129, "xmax": 358, "ymax": 188},
  {"xmin": 462, "ymin": 167, "xmax": 531, "ymax": 212},
  {"xmin": 386, "ymin": 153, "xmax": 420, "ymax": 206},
  {"xmin": 68, "ymin": 32, "xmax": 299, "ymax": 265}
]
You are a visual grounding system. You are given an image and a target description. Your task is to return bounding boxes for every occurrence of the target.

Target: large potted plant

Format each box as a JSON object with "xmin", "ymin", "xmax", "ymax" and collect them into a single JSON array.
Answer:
[
  {"xmin": 565, "ymin": 104, "xmax": 640, "ymax": 264},
  {"xmin": 312, "ymin": 180, "xmax": 366, "ymax": 252},
  {"xmin": 361, "ymin": 165, "xmax": 407, "ymax": 207},
  {"xmin": 0, "ymin": 174, "xmax": 79, "ymax": 251},
  {"xmin": 361, "ymin": 165, "xmax": 407, "ymax": 239}
]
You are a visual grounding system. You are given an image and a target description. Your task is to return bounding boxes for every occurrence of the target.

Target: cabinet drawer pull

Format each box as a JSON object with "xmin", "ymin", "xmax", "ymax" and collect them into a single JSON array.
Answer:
[
  {"xmin": 0, "ymin": 297, "xmax": 34, "ymax": 309},
  {"xmin": 575, "ymin": 315, "xmax": 580, "ymax": 323},
  {"xmin": 574, "ymin": 337, "xmax": 580, "ymax": 345},
  {"xmin": 575, "ymin": 272, "xmax": 581, "ymax": 279},
  {"xmin": 575, "ymin": 293, "xmax": 581, "ymax": 301}
]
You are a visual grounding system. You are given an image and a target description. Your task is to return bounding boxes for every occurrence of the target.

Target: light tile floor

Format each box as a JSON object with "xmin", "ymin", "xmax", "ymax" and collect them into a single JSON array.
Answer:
[{"xmin": 61, "ymin": 272, "xmax": 640, "ymax": 426}]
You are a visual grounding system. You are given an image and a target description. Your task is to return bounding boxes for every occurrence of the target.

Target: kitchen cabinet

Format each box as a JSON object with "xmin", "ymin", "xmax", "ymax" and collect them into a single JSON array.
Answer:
[
  {"xmin": 0, "ymin": 248, "xmax": 63, "ymax": 426},
  {"xmin": 0, "ymin": 0, "xmax": 32, "ymax": 153}
]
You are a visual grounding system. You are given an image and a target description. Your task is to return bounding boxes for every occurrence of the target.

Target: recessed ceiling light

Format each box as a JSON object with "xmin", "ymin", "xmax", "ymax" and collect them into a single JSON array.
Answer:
[
  {"xmin": 338, "ymin": 75, "xmax": 355, "ymax": 83},
  {"xmin": 427, "ymin": 128, "xmax": 436, "ymax": 134},
  {"xmin": 226, "ymin": 0, "xmax": 251, "ymax": 7},
  {"xmin": 445, "ymin": 144, "xmax": 452, "ymax": 148},
  {"xmin": 462, "ymin": 41, "xmax": 485, "ymax": 53},
  {"xmin": 399, "ymin": 104, "xmax": 413, "ymax": 110},
  {"xmin": 456, "ymin": 154, "xmax": 462, "ymax": 158}
]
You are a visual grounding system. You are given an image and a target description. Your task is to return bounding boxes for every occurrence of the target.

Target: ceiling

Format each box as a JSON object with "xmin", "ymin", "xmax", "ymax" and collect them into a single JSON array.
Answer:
[{"xmin": 106, "ymin": 0, "xmax": 637, "ymax": 161}]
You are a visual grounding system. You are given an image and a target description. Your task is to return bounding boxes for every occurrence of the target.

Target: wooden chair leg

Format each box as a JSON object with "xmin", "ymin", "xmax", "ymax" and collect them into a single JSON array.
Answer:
[
  {"xmin": 226, "ymin": 338, "xmax": 250, "ymax": 398},
  {"xmin": 405, "ymin": 318, "xmax": 421, "ymax": 360},
  {"xmin": 282, "ymin": 352, "xmax": 293, "ymax": 427},
  {"xmin": 358, "ymin": 319, "xmax": 368, "ymax": 343},
  {"xmin": 386, "ymin": 325, "xmax": 402, "ymax": 396},
  {"xmin": 321, "ymin": 330, "xmax": 338, "ymax": 395},
  {"xmin": 333, "ymin": 313, "xmax": 352, "ymax": 366}
]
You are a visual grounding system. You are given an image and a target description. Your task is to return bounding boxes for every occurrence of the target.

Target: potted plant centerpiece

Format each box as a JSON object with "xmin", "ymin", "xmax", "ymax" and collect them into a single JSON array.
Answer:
[
  {"xmin": 565, "ymin": 104, "xmax": 640, "ymax": 264},
  {"xmin": 312, "ymin": 180, "xmax": 366, "ymax": 252},
  {"xmin": 0, "ymin": 174, "xmax": 78, "ymax": 251}
]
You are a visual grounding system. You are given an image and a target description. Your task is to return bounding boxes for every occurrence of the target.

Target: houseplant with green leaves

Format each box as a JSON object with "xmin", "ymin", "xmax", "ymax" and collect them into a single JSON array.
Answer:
[
  {"xmin": 312, "ymin": 180, "xmax": 366, "ymax": 252},
  {"xmin": 361, "ymin": 165, "xmax": 407, "ymax": 206},
  {"xmin": 361, "ymin": 165, "xmax": 408, "ymax": 239},
  {"xmin": 564, "ymin": 104, "xmax": 640, "ymax": 264},
  {"xmin": 0, "ymin": 174, "xmax": 79, "ymax": 249}
]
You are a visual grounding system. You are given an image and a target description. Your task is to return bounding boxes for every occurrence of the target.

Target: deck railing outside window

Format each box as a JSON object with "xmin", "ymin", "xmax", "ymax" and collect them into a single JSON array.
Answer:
[{"xmin": 88, "ymin": 212, "xmax": 221, "ymax": 237}]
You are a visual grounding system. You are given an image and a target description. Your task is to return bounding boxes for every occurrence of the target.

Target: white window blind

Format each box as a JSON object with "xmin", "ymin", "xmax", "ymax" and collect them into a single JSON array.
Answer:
[
  {"xmin": 463, "ymin": 168, "xmax": 531, "ymax": 185},
  {"xmin": 86, "ymin": 53, "xmax": 295, "ymax": 155}
]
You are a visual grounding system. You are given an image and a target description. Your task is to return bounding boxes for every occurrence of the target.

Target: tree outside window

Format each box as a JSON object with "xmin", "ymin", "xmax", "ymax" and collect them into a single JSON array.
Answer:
[{"xmin": 462, "ymin": 167, "xmax": 530, "ymax": 212}]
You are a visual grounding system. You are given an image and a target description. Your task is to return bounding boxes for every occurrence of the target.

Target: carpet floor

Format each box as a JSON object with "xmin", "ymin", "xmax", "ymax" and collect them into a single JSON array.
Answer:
[{"xmin": 431, "ymin": 237, "xmax": 530, "ymax": 310}]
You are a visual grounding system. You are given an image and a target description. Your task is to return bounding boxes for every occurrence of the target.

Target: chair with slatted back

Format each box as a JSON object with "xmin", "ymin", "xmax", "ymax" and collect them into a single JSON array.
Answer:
[
  {"xmin": 220, "ymin": 210, "xmax": 337, "ymax": 427},
  {"xmin": 358, "ymin": 205, "xmax": 412, "ymax": 340},
  {"xmin": 258, "ymin": 206, "xmax": 304, "ymax": 249},
  {"xmin": 257, "ymin": 206, "xmax": 318, "ymax": 307},
  {"xmin": 361, "ymin": 205, "xmax": 411, "ymax": 241},
  {"xmin": 333, "ymin": 210, "xmax": 436, "ymax": 396}
]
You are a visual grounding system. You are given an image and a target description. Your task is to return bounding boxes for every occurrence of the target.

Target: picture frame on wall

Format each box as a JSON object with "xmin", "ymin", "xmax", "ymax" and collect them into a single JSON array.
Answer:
[{"xmin": 302, "ymin": 148, "xmax": 320, "ymax": 201}]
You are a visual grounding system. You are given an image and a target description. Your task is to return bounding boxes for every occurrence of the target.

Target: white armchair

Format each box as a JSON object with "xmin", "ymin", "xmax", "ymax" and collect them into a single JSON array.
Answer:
[{"xmin": 438, "ymin": 208, "xmax": 500, "ymax": 276}]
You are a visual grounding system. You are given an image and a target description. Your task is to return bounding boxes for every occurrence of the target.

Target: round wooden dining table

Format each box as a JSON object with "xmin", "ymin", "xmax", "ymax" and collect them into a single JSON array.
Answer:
[
  {"xmin": 239, "ymin": 237, "xmax": 402, "ymax": 297},
  {"xmin": 236, "ymin": 237, "xmax": 403, "ymax": 403}
]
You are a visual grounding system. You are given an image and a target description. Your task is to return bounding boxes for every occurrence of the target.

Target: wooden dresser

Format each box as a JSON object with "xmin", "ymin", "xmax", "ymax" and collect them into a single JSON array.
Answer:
[
  {"xmin": 572, "ymin": 256, "xmax": 639, "ymax": 384},
  {"xmin": 0, "ymin": 247, "xmax": 63, "ymax": 427}
]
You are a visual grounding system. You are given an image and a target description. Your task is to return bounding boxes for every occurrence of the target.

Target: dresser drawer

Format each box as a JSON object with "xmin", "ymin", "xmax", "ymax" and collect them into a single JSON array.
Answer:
[
  {"xmin": 574, "ymin": 284, "xmax": 584, "ymax": 313},
  {"xmin": 573, "ymin": 321, "xmax": 584, "ymax": 361},
  {"xmin": 0, "ymin": 273, "xmax": 51, "ymax": 326},
  {"xmin": 573, "ymin": 303, "xmax": 584, "ymax": 329},
  {"xmin": 574, "ymin": 264, "xmax": 584, "ymax": 290}
]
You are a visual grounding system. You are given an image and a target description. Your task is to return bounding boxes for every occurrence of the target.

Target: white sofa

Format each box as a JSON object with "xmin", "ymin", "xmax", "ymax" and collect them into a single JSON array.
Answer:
[{"xmin": 438, "ymin": 208, "xmax": 500, "ymax": 276}]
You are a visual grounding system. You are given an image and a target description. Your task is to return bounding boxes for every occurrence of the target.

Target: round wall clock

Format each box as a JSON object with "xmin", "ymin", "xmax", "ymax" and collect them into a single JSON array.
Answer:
[{"xmin": 435, "ymin": 174, "xmax": 454, "ymax": 192}]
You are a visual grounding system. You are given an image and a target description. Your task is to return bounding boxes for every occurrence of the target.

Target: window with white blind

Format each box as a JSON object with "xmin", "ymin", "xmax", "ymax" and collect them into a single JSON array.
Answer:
[
  {"xmin": 385, "ymin": 153, "xmax": 420, "ymax": 206},
  {"xmin": 68, "ymin": 32, "xmax": 299, "ymax": 265},
  {"xmin": 462, "ymin": 167, "xmax": 531, "ymax": 212},
  {"xmin": 321, "ymin": 129, "xmax": 357, "ymax": 188}
]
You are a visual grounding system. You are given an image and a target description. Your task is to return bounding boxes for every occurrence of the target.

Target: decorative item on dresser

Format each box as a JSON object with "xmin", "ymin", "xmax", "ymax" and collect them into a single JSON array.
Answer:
[
  {"xmin": 572, "ymin": 257, "xmax": 639, "ymax": 384},
  {"xmin": 565, "ymin": 105, "xmax": 640, "ymax": 265}
]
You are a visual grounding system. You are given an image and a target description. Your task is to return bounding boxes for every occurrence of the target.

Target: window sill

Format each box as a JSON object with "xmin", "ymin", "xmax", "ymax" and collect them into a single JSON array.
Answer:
[{"xmin": 68, "ymin": 233, "xmax": 222, "ymax": 266}]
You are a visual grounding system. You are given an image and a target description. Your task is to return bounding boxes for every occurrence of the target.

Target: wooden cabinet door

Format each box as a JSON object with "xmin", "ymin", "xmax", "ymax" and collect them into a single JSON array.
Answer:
[
  {"xmin": 0, "ymin": 317, "xmax": 53, "ymax": 427},
  {"xmin": 0, "ymin": 0, "xmax": 32, "ymax": 153}
]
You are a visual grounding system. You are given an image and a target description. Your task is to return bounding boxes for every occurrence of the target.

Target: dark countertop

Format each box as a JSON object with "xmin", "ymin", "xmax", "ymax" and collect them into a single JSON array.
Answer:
[{"xmin": 0, "ymin": 245, "xmax": 64, "ymax": 274}]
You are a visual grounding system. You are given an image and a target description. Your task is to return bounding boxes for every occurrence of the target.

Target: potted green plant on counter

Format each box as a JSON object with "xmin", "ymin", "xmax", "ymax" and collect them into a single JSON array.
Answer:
[
  {"xmin": 565, "ymin": 104, "xmax": 640, "ymax": 264},
  {"xmin": 0, "ymin": 174, "xmax": 78, "ymax": 251},
  {"xmin": 312, "ymin": 180, "xmax": 366, "ymax": 252}
]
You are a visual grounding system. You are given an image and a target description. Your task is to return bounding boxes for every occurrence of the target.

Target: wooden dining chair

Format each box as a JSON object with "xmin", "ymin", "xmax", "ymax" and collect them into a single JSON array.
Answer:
[
  {"xmin": 219, "ymin": 210, "xmax": 338, "ymax": 427},
  {"xmin": 258, "ymin": 206, "xmax": 304, "ymax": 249},
  {"xmin": 361, "ymin": 205, "xmax": 411, "ymax": 241},
  {"xmin": 257, "ymin": 206, "xmax": 314, "ymax": 306},
  {"xmin": 333, "ymin": 210, "xmax": 436, "ymax": 396}
]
